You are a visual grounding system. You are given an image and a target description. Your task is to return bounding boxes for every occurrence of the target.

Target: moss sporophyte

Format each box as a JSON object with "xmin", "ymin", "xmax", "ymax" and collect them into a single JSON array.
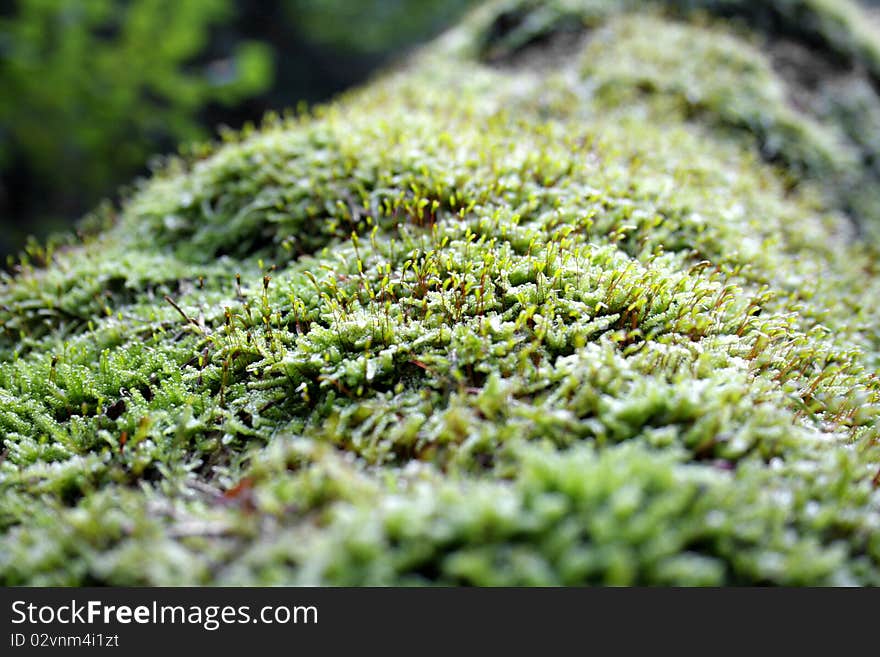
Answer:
[{"xmin": 2, "ymin": 0, "xmax": 880, "ymax": 585}]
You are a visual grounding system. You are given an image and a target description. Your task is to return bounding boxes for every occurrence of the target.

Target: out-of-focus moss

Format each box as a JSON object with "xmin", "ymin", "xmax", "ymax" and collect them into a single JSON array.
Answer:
[{"xmin": 2, "ymin": 0, "xmax": 880, "ymax": 585}]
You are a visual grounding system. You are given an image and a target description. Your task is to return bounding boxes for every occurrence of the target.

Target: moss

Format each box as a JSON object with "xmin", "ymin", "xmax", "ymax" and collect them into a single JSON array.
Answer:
[
  {"xmin": 479, "ymin": 0, "xmax": 880, "ymax": 235},
  {"xmin": 2, "ymin": 0, "xmax": 880, "ymax": 585}
]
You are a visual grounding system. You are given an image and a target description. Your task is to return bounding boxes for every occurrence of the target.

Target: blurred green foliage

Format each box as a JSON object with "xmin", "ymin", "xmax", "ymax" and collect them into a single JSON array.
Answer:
[{"xmin": 0, "ymin": 0, "xmax": 272, "ymax": 195}]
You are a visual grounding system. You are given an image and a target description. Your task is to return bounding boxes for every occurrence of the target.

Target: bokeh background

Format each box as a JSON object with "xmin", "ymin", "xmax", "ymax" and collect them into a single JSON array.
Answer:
[{"xmin": 0, "ymin": 0, "xmax": 474, "ymax": 259}]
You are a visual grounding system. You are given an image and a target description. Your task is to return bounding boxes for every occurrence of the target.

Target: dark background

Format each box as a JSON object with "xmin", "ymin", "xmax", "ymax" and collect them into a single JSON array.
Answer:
[
  {"xmin": 3, "ymin": 587, "xmax": 874, "ymax": 654},
  {"xmin": 0, "ymin": 0, "xmax": 474, "ymax": 259}
]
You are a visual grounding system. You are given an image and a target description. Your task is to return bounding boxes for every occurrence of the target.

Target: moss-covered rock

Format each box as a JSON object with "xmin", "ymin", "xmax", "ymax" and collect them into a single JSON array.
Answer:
[{"xmin": 2, "ymin": 0, "xmax": 880, "ymax": 585}]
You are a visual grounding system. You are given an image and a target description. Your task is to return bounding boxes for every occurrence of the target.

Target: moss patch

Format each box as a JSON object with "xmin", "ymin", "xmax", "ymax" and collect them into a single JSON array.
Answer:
[{"xmin": 2, "ymin": 0, "xmax": 880, "ymax": 585}]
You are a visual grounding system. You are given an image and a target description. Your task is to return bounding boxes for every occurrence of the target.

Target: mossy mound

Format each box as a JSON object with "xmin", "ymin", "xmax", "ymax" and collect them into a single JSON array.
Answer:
[{"xmin": 2, "ymin": 0, "xmax": 880, "ymax": 585}]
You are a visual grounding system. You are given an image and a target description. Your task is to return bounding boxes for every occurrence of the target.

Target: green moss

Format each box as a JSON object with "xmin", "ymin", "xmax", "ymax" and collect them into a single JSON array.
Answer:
[
  {"xmin": 479, "ymin": 0, "xmax": 880, "ymax": 234},
  {"xmin": 2, "ymin": 0, "xmax": 880, "ymax": 585}
]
